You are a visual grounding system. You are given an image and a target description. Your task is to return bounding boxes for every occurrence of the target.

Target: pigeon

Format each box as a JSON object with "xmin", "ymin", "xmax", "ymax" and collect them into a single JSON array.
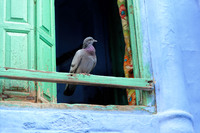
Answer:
[{"xmin": 64, "ymin": 37, "xmax": 97, "ymax": 96}]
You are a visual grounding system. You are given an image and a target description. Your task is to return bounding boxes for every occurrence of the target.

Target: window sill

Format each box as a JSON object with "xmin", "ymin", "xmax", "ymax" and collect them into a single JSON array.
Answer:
[{"xmin": 0, "ymin": 101, "xmax": 156, "ymax": 114}]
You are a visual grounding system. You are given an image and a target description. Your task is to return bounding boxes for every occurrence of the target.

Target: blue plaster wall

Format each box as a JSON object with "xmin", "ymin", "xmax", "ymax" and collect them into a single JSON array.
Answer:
[
  {"xmin": 0, "ymin": 107, "xmax": 158, "ymax": 133},
  {"xmin": 0, "ymin": 0, "xmax": 200, "ymax": 133},
  {"xmin": 142, "ymin": 0, "xmax": 200, "ymax": 132}
]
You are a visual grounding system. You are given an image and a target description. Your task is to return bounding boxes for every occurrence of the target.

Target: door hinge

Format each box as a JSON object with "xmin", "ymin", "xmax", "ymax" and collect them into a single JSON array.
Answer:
[
  {"xmin": 0, "ymin": 94, "xmax": 9, "ymax": 99},
  {"xmin": 26, "ymin": 96, "xmax": 35, "ymax": 100}
]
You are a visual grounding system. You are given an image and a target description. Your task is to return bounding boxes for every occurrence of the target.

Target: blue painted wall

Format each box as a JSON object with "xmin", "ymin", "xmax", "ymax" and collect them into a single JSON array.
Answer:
[
  {"xmin": 141, "ymin": 0, "xmax": 200, "ymax": 132},
  {"xmin": 1, "ymin": 0, "xmax": 200, "ymax": 133},
  {"xmin": 0, "ymin": 107, "xmax": 158, "ymax": 133}
]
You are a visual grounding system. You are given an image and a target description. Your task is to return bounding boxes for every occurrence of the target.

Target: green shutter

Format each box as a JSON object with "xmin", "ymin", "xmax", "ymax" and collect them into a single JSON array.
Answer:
[
  {"xmin": 0, "ymin": 0, "xmax": 36, "ymax": 101},
  {"xmin": 36, "ymin": 0, "xmax": 56, "ymax": 103},
  {"xmin": 0, "ymin": 0, "xmax": 56, "ymax": 103}
]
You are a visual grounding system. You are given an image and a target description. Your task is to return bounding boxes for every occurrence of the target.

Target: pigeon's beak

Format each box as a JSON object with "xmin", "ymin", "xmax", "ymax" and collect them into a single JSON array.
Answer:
[{"xmin": 93, "ymin": 39, "xmax": 97, "ymax": 43}]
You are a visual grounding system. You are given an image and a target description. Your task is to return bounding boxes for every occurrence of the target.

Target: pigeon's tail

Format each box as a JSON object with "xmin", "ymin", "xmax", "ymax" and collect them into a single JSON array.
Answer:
[{"xmin": 64, "ymin": 84, "xmax": 76, "ymax": 96}]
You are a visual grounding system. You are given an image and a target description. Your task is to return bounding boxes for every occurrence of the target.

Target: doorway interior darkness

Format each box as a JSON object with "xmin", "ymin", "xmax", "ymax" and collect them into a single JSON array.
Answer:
[{"xmin": 55, "ymin": 0, "xmax": 128, "ymax": 105}]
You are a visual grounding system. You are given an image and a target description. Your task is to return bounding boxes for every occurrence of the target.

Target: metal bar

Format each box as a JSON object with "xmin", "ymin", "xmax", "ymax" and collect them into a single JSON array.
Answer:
[{"xmin": 0, "ymin": 67, "xmax": 154, "ymax": 90}]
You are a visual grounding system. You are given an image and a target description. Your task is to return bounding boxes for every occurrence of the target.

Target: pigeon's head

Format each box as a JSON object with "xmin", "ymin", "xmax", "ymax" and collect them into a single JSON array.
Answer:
[{"xmin": 82, "ymin": 37, "xmax": 97, "ymax": 48}]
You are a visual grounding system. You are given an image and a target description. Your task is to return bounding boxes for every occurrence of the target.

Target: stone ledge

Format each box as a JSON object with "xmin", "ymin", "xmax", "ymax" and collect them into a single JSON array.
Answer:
[{"xmin": 0, "ymin": 101, "xmax": 156, "ymax": 114}]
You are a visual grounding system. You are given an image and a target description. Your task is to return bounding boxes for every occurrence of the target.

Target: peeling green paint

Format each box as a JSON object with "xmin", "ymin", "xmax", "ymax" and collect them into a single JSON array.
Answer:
[
  {"xmin": 0, "ymin": 67, "xmax": 154, "ymax": 90},
  {"xmin": 127, "ymin": 0, "xmax": 155, "ymax": 106}
]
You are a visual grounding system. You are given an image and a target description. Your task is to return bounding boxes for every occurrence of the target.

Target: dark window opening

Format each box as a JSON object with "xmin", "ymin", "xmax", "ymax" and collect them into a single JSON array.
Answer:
[{"xmin": 55, "ymin": 0, "xmax": 128, "ymax": 105}]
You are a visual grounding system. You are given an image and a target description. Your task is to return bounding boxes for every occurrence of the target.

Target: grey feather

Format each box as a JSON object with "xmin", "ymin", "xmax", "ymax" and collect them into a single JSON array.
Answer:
[{"xmin": 64, "ymin": 37, "xmax": 97, "ymax": 96}]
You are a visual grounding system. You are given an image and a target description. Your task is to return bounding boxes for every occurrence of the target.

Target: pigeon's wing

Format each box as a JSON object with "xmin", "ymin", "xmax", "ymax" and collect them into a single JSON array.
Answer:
[
  {"xmin": 69, "ymin": 49, "xmax": 84, "ymax": 73},
  {"xmin": 64, "ymin": 50, "xmax": 84, "ymax": 96},
  {"xmin": 90, "ymin": 56, "xmax": 97, "ymax": 72}
]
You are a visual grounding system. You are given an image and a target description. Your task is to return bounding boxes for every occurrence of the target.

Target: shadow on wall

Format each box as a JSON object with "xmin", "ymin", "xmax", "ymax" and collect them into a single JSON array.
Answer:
[{"xmin": 55, "ymin": 0, "xmax": 127, "ymax": 105}]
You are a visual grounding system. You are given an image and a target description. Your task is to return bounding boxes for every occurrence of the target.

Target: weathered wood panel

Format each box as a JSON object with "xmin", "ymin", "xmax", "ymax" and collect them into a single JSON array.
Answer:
[
  {"xmin": 0, "ymin": 67, "xmax": 154, "ymax": 90},
  {"xmin": 0, "ymin": 0, "xmax": 35, "ymax": 101},
  {"xmin": 36, "ymin": 0, "xmax": 56, "ymax": 103}
]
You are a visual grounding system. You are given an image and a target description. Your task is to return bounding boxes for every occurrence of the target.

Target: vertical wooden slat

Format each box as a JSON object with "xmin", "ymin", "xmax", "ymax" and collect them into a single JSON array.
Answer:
[
  {"xmin": 127, "ymin": 0, "xmax": 141, "ymax": 105},
  {"xmin": 127, "ymin": 0, "xmax": 155, "ymax": 106},
  {"xmin": 36, "ymin": 0, "xmax": 57, "ymax": 103}
]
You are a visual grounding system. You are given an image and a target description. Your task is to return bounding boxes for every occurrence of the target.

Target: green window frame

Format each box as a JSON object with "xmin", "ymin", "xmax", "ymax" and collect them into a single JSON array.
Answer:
[
  {"xmin": 127, "ymin": 0, "xmax": 155, "ymax": 106},
  {"xmin": 0, "ymin": 0, "xmax": 155, "ymax": 113}
]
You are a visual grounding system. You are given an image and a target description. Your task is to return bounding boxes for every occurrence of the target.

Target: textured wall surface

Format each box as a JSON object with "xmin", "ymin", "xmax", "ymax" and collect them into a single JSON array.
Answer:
[
  {"xmin": 0, "ymin": 0, "xmax": 200, "ymax": 133},
  {"xmin": 142, "ymin": 0, "xmax": 200, "ymax": 132},
  {"xmin": 0, "ymin": 107, "xmax": 158, "ymax": 133}
]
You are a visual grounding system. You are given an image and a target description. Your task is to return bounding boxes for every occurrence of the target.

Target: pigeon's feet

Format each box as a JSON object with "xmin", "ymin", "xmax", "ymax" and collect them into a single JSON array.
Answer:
[{"xmin": 80, "ymin": 73, "xmax": 90, "ymax": 76}]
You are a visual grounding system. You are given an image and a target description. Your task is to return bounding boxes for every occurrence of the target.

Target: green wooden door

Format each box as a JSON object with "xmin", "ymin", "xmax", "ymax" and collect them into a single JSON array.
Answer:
[
  {"xmin": 36, "ymin": 0, "xmax": 57, "ymax": 103},
  {"xmin": 0, "ymin": 0, "xmax": 36, "ymax": 102},
  {"xmin": 0, "ymin": 0, "xmax": 56, "ymax": 103}
]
